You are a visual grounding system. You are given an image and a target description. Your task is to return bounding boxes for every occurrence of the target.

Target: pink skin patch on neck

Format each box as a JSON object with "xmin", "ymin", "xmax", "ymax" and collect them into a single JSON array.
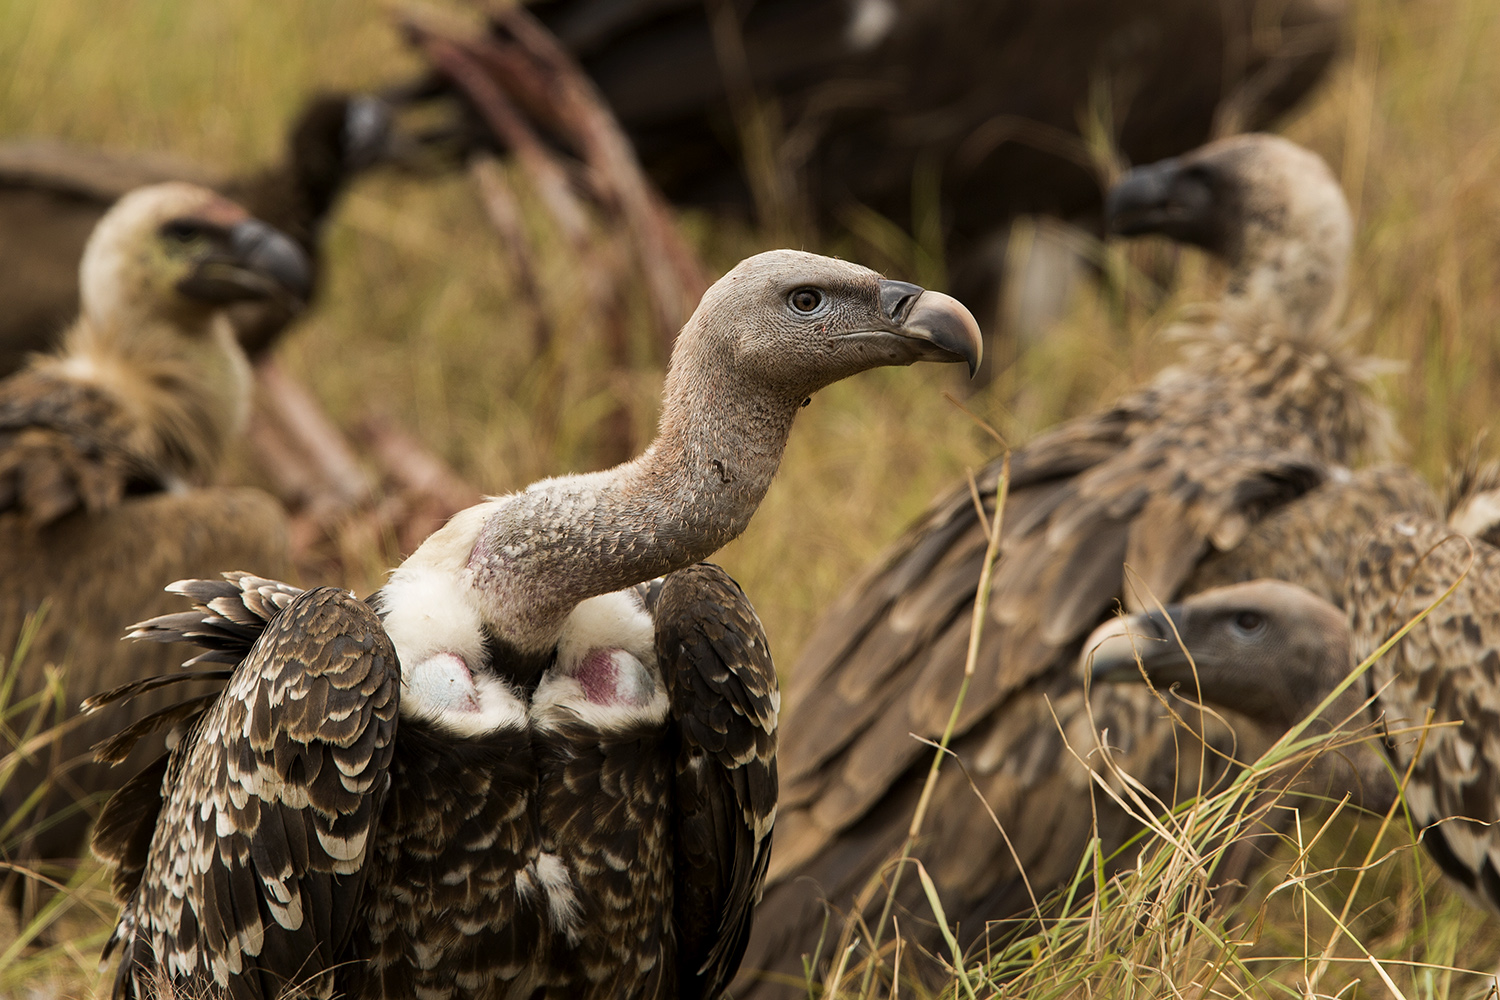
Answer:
[
  {"xmin": 576, "ymin": 649, "xmax": 621, "ymax": 705},
  {"xmin": 408, "ymin": 651, "xmax": 481, "ymax": 713}
]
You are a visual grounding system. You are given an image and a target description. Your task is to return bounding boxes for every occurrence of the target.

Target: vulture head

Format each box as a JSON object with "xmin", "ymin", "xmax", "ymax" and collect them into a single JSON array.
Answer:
[
  {"xmin": 1106, "ymin": 133, "xmax": 1351, "ymax": 336},
  {"xmin": 80, "ymin": 181, "xmax": 311, "ymax": 332},
  {"xmin": 286, "ymin": 93, "xmax": 397, "ymax": 212},
  {"xmin": 383, "ymin": 250, "xmax": 981, "ymax": 689},
  {"xmin": 1083, "ymin": 580, "xmax": 1352, "ymax": 729},
  {"xmin": 665, "ymin": 248, "xmax": 983, "ymax": 401}
]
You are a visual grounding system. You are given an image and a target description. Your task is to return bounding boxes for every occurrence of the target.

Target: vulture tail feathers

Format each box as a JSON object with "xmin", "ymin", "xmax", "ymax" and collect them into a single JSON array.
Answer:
[
  {"xmin": 92, "ymin": 753, "xmax": 172, "ymax": 901},
  {"xmin": 128, "ymin": 572, "xmax": 308, "ymax": 664},
  {"xmin": 81, "ymin": 670, "xmax": 233, "ymax": 717},
  {"xmin": 91, "ymin": 692, "xmax": 223, "ymax": 764}
]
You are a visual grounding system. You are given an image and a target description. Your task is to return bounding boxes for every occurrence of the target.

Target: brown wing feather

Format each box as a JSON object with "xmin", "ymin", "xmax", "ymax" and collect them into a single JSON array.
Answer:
[
  {"xmin": 656, "ymin": 563, "xmax": 779, "ymax": 1000},
  {"xmin": 0, "ymin": 368, "xmax": 159, "ymax": 524},
  {"xmin": 105, "ymin": 586, "xmax": 399, "ymax": 1000},
  {"xmin": 1350, "ymin": 514, "xmax": 1500, "ymax": 913}
]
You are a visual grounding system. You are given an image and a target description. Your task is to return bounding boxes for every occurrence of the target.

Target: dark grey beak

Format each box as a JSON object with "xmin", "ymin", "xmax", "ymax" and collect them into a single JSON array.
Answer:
[
  {"xmin": 1082, "ymin": 606, "xmax": 1182, "ymax": 683},
  {"xmin": 344, "ymin": 95, "xmax": 395, "ymax": 171},
  {"xmin": 877, "ymin": 279, "xmax": 984, "ymax": 377},
  {"xmin": 177, "ymin": 220, "xmax": 312, "ymax": 305},
  {"xmin": 1105, "ymin": 158, "xmax": 1222, "ymax": 253}
]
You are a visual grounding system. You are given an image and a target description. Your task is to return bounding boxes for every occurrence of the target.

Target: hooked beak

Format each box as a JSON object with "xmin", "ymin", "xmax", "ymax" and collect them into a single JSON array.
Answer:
[
  {"xmin": 344, "ymin": 95, "xmax": 396, "ymax": 171},
  {"xmin": 1104, "ymin": 157, "xmax": 1225, "ymax": 257},
  {"xmin": 1082, "ymin": 606, "xmax": 1188, "ymax": 684},
  {"xmin": 177, "ymin": 220, "xmax": 312, "ymax": 306},
  {"xmin": 869, "ymin": 279, "xmax": 984, "ymax": 377}
]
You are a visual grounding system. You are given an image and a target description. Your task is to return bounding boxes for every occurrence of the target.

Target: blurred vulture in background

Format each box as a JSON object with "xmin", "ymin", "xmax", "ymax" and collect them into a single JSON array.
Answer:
[
  {"xmin": 0, "ymin": 92, "xmax": 395, "ymax": 377},
  {"xmin": 86, "ymin": 252, "xmax": 982, "ymax": 999},
  {"xmin": 733, "ymin": 134, "xmax": 1400, "ymax": 995},
  {"xmin": 1090, "ymin": 470, "xmax": 1500, "ymax": 914},
  {"xmin": 525, "ymin": 0, "xmax": 1347, "ymax": 342},
  {"xmin": 0, "ymin": 183, "xmax": 307, "ymax": 910}
]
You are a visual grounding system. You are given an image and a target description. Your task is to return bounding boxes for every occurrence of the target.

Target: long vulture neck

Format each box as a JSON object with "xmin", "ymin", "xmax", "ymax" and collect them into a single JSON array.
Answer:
[{"xmin": 467, "ymin": 338, "xmax": 801, "ymax": 654}]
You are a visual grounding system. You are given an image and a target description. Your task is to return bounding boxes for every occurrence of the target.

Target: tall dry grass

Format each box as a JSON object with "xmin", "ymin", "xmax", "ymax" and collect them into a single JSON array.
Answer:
[{"xmin": 6, "ymin": 0, "xmax": 1500, "ymax": 995}]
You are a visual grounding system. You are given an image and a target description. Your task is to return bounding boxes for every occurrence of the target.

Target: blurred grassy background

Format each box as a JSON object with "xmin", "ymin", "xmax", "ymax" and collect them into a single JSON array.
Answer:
[{"xmin": 6, "ymin": 0, "xmax": 1500, "ymax": 995}]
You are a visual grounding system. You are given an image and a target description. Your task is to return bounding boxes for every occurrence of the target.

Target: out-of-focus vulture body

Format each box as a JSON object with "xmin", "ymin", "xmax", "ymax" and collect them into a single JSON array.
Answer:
[
  {"xmin": 0, "ymin": 92, "xmax": 394, "ymax": 376},
  {"xmin": 526, "ymin": 0, "xmax": 1346, "ymax": 325},
  {"xmin": 735, "ymin": 135, "xmax": 1400, "ymax": 995},
  {"xmin": 1090, "ymin": 477, "xmax": 1500, "ymax": 914},
  {"xmin": 0, "ymin": 183, "xmax": 310, "ymax": 890},
  {"xmin": 89, "ymin": 251, "xmax": 984, "ymax": 999}
]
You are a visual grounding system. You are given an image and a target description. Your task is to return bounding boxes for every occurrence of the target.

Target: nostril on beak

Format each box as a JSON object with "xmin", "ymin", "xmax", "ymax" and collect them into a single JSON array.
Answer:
[{"xmin": 877, "ymin": 279, "xmax": 924, "ymax": 322}]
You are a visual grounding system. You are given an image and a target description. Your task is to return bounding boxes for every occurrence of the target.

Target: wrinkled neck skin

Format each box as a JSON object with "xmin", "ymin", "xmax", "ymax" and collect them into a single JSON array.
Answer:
[
  {"xmin": 42, "ymin": 300, "xmax": 250, "ymax": 482},
  {"xmin": 467, "ymin": 347, "xmax": 801, "ymax": 654}
]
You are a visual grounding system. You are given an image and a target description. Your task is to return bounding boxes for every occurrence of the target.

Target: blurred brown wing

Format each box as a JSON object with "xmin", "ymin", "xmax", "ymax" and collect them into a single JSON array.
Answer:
[
  {"xmin": 106, "ymin": 586, "xmax": 399, "ymax": 1000},
  {"xmin": 1349, "ymin": 514, "xmax": 1500, "ymax": 912},
  {"xmin": 0, "ymin": 368, "xmax": 159, "ymax": 524},
  {"xmin": 777, "ymin": 433, "xmax": 1327, "ymax": 863},
  {"xmin": 656, "ymin": 563, "xmax": 779, "ymax": 1000}
]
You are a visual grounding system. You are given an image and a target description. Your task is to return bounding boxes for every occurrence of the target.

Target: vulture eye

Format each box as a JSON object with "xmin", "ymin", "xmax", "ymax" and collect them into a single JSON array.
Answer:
[
  {"xmin": 789, "ymin": 288, "xmax": 825, "ymax": 314},
  {"xmin": 1232, "ymin": 611, "xmax": 1265, "ymax": 635},
  {"xmin": 160, "ymin": 219, "xmax": 206, "ymax": 243}
]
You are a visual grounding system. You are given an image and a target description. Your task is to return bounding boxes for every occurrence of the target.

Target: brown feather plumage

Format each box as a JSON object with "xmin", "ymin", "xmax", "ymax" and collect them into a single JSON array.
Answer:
[{"xmin": 97, "ymin": 562, "xmax": 781, "ymax": 1000}]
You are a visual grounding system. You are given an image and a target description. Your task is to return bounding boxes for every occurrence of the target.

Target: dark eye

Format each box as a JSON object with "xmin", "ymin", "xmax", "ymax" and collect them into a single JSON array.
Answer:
[
  {"xmin": 1232, "ymin": 611, "xmax": 1265, "ymax": 634},
  {"xmin": 789, "ymin": 288, "xmax": 824, "ymax": 313},
  {"xmin": 160, "ymin": 219, "xmax": 204, "ymax": 243}
]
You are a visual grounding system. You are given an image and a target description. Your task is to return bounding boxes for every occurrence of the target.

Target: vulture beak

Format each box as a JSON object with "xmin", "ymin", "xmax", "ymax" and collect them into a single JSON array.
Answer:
[
  {"xmin": 870, "ymin": 279, "xmax": 984, "ymax": 377},
  {"xmin": 1105, "ymin": 158, "xmax": 1217, "ymax": 246},
  {"xmin": 344, "ymin": 95, "xmax": 397, "ymax": 171},
  {"xmin": 177, "ymin": 220, "xmax": 313, "ymax": 306},
  {"xmin": 1083, "ymin": 606, "xmax": 1188, "ymax": 684}
]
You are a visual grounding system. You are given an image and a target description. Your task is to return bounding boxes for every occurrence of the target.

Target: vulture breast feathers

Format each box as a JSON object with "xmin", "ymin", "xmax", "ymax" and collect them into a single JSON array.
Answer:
[
  {"xmin": 1090, "ymin": 472, "xmax": 1500, "ymax": 915},
  {"xmin": 91, "ymin": 250, "xmax": 982, "ymax": 1000},
  {"xmin": 0, "ymin": 183, "xmax": 305, "ymax": 878},
  {"xmin": 0, "ymin": 92, "xmax": 396, "ymax": 376},
  {"xmin": 739, "ymin": 135, "xmax": 1399, "ymax": 994}
]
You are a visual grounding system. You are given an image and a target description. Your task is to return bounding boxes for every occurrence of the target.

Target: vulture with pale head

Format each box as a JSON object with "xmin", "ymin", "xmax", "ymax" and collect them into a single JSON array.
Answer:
[
  {"xmin": 87, "ymin": 250, "xmax": 982, "ymax": 999},
  {"xmin": 0, "ymin": 182, "xmax": 308, "ymax": 895},
  {"xmin": 734, "ymin": 134, "xmax": 1404, "ymax": 994},
  {"xmin": 0, "ymin": 92, "xmax": 395, "ymax": 376},
  {"xmin": 1088, "ymin": 475, "xmax": 1500, "ymax": 913}
]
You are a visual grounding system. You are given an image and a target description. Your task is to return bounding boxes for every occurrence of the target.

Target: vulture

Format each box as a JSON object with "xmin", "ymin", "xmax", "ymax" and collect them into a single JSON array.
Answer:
[
  {"xmin": 734, "ymin": 133, "xmax": 1400, "ymax": 994},
  {"xmin": 1088, "ymin": 481, "xmax": 1500, "ymax": 914},
  {"xmin": 87, "ymin": 250, "xmax": 983, "ymax": 1000},
  {"xmin": 0, "ymin": 183, "xmax": 309, "ymax": 894},
  {"xmin": 521, "ymin": 0, "xmax": 1345, "ymax": 336},
  {"xmin": 0, "ymin": 91, "xmax": 394, "ymax": 377}
]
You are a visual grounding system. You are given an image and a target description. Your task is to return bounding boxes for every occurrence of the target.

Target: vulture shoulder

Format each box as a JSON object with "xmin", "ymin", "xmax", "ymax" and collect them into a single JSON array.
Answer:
[
  {"xmin": 1185, "ymin": 464, "xmax": 1441, "ymax": 605},
  {"xmin": 655, "ymin": 563, "xmax": 779, "ymax": 1000},
  {"xmin": 0, "ymin": 366, "xmax": 158, "ymax": 524},
  {"xmin": 94, "ymin": 582, "xmax": 398, "ymax": 1000},
  {"xmin": 1350, "ymin": 514, "xmax": 1500, "ymax": 911}
]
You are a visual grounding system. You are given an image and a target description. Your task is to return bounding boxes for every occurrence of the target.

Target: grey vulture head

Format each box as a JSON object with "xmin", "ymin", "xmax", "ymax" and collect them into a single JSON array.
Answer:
[
  {"xmin": 1084, "ymin": 579, "xmax": 1355, "ymax": 730},
  {"xmin": 1107, "ymin": 133, "xmax": 1352, "ymax": 337}
]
